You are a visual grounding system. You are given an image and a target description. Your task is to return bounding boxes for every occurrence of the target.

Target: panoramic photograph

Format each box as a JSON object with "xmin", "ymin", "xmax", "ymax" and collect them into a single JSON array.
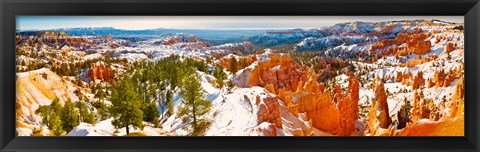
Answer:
[{"xmin": 15, "ymin": 16, "xmax": 464, "ymax": 136}]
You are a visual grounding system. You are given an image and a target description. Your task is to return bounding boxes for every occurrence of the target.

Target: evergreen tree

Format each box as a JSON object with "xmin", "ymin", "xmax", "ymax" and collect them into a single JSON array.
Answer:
[
  {"xmin": 95, "ymin": 84, "xmax": 106, "ymax": 101},
  {"xmin": 109, "ymin": 78, "xmax": 144, "ymax": 135},
  {"xmin": 166, "ymin": 90, "xmax": 174, "ymax": 116},
  {"xmin": 48, "ymin": 110, "xmax": 64, "ymax": 136},
  {"xmin": 93, "ymin": 101, "xmax": 109, "ymax": 121},
  {"xmin": 143, "ymin": 102, "xmax": 160, "ymax": 126},
  {"xmin": 240, "ymin": 58, "xmax": 248, "ymax": 68},
  {"xmin": 76, "ymin": 102, "xmax": 96, "ymax": 124},
  {"xmin": 35, "ymin": 105, "xmax": 50, "ymax": 127},
  {"xmin": 35, "ymin": 98, "xmax": 64, "ymax": 135},
  {"xmin": 229, "ymin": 56, "xmax": 238, "ymax": 75},
  {"xmin": 213, "ymin": 65, "xmax": 227, "ymax": 88},
  {"xmin": 194, "ymin": 59, "xmax": 208, "ymax": 73},
  {"xmin": 178, "ymin": 73, "xmax": 212, "ymax": 135},
  {"xmin": 61, "ymin": 100, "xmax": 80, "ymax": 132}
]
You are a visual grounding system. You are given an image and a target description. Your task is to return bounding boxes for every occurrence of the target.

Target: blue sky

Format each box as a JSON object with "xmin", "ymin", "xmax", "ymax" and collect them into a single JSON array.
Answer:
[{"xmin": 17, "ymin": 16, "xmax": 463, "ymax": 30}]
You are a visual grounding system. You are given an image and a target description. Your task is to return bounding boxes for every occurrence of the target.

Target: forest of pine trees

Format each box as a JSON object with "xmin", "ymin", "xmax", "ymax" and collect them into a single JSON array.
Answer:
[{"xmin": 35, "ymin": 55, "xmax": 214, "ymax": 136}]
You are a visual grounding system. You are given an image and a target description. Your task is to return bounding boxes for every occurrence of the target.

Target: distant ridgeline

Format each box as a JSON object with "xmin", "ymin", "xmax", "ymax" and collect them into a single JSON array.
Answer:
[
  {"xmin": 16, "ymin": 31, "xmax": 68, "ymax": 37},
  {"xmin": 17, "ymin": 27, "xmax": 269, "ymax": 44}
]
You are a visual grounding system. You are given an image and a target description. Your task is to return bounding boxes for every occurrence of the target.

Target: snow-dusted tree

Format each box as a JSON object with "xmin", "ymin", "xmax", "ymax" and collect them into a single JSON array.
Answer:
[
  {"xmin": 178, "ymin": 72, "xmax": 212, "ymax": 135},
  {"xmin": 110, "ymin": 78, "xmax": 144, "ymax": 135}
]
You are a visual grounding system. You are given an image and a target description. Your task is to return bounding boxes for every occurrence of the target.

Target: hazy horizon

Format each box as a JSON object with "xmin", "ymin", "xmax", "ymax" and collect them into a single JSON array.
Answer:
[{"xmin": 17, "ymin": 16, "xmax": 463, "ymax": 31}]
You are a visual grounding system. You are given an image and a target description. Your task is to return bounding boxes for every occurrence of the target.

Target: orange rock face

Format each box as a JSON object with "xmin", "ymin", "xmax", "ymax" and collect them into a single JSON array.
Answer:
[
  {"xmin": 247, "ymin": 54, "xmax": 305, "ymax": 92},
  {"xmin": 400, "ymin": 55, "xmax": 438, "ymax": 67},
  {"xmin": 396, "ymin": 114, "xmax": 464, "ymax": 136},
  {"xmin": 395, "ymin": 72, "xmax": 403, "ymax": 82},
  {"xmin": 218, "ymin": 55, "xmax": 257, "ymax": 72},
  {"xmin": 243, "ymin": 54, "xmax": 360, "ymax": 136},
  {"xmin": 412, "ymin": 71, "xmax": 425, "ymax": 89},
  {"xmin": 411, "ymin": 91, "xmax": 422, "ymax": 121},
  {"xmin": 433, "ymin": 70, "xmax": 446, "ymax": 87},
  {"xmin": 411, "ymin": 90, "xmax": 438, "ymax": 121},
  {"xmin": 367, "ymin": 79, "xmax": 392, "ymax": 133},
  {"xmin": 85, "ymin": 63, "xmax": 113, "ymax": 83},
  {"xmin": 370, "ymin": 29, "xmax": 432, "ymax": 58},
  {"xmin": 256, "ymin": 96, "xmax": 282, "ymax": 128},
  {"xmin": 433, "ymin": 69, "xmax": 456, "ymax": 87},
  {"xmin": 445, "ymin": 43, "xmax": 454, "ymax": 53}
]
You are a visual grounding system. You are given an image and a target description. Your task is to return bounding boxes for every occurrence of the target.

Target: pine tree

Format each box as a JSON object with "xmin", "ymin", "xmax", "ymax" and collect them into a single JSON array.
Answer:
[
  {"xmin": 76, "ymin": 102, "xmax": 96, "ymax": 124},
  {"xmin": 178, "ymin": 72, "xmax": 212, "ymax": 135},
  {"xmin": 143, "ymin": 102, "xmax": 159, "ymax": 126},
  {"xmin": 213, "ymin": 65, "xmax": 227, "ymax": 88},
  {"xmin": 35, "ymin": 105, "xmax": 50, "ymax": 127},
  {"xmin": 95, "ymin": 84, "xmax": 106, "ymax": 101},
  {"xmin": 93, "ymin": 101, "xmax": 109, "ymax": 121},
  {"xmin": 166, "ymin": 90, "xmax": 174, "ymax": 116},
  {"xmin": 229, "ymin": 56, "xmax": 238, "ymax": 75},
  {"xmin": 240, "ymin": 58, "xmax": 248, "ymax": 68},
  {"xmin": 194, "ymin": 59, "xmax": 208, "ymax": 73},
  {"xmin": 61, "ymin": 100, "xmax": 80, "ymax": 132},
  {"xmin": 109, "ymin": 78, "xmax": 144, "ymax": 135},
  {"xmin": 48, "ymin": 110, "xmax": 64, "ymax": 136}
]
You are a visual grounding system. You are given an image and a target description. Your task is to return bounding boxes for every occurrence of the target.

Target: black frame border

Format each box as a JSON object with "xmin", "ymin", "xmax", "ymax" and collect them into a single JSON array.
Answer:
[{"xmin": 1, "ymin": 0, "xmax": 479, "ymax": 152}]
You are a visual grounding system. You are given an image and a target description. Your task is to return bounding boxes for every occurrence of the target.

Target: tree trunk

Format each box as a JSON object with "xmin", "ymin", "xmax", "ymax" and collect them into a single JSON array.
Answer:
[
  {"xmin": 126, "ymin": 121, "xmax": 130, "ymax": 135},
  {"xmin": 192, "ymin": 99, "xmax": 197, "ymax": 132}
]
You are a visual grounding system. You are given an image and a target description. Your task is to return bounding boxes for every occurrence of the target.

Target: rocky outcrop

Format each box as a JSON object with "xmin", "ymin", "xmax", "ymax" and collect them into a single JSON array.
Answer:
[
  {"xmin": 396, "ymin": 106, "xmax": 410, "ymax": 129},
  {"xmin": 412, "ymin": 71, "xmax": 425, "ymax": 89},
  {"xmin": 397, "ymin": 71, "xmax": 425, "ymax": 89},
  {"xmin": 396, "ymin": 114, "xmax": 464, "ymax": 136},
  {"xmin": 433, "ymin": 69, "xmax": 456, "ymax": 87},
  {"xmin": 445, "ymin": 43, "xmax": 454, "ymax": 53},
  {"xmin": 433, "ymin": 70, "xmax": 446, "ymax": 87},
  {"xmin": 162, "ymin": 35, "xmax": 199, "ymax": 45},
  {"xmin": 400, "ymin": 55, "xmax": 438, "ymax": 67},
  {"xmin": 218, "ymin": 55, "xmax": 257, "ymax": 72},
  {"xmin": 16, "ymin": 68, "xmax": 82, "ymax": 134},
  {"xmin": 370, "ymin": 29, "xmax": 432, "ymax": 58},
  {"xmin": 248, "ymin": 122, "xmax": 278, "ymax": 136},
  {"xmin": 256, "ymin": 96, "xmax": 282, "ymax": 128},
  {"xmin": 247, "ymin": 54, "xmax": 306, "ymax": 92},
  {"xmin": 85, "ymin": 63, "xmax": 113, "ymax": 82},
  {"xmin": 395, "ymin": 72, "xmax": 403, "ymax": 82},
  {"xmin": 366, "ymin": 76, "xmax": 392, "ymax": 135},
  {"xmin": 239, "ymin": 53, "xmax": 360, "ymax": 136}
]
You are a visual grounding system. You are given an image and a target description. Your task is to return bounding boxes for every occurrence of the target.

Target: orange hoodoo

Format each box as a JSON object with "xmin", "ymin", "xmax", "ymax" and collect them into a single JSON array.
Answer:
[{"xmin": 244, "ymin": 53, "xmax": 360, "ymax": 136}]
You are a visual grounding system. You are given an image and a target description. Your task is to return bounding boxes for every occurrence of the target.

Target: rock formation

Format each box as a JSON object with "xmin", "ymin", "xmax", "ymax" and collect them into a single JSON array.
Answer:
[
  {"xmin": 256, "ymin": 96, "xmax": 282, "ymax": 128},
  {"xmin": 412, "ymin": 71, "xmax": 425, "ymax": 89},
  {"xmin": 445, "ymin": 43, "xmax": 454, "ymax": 53},
  {"xmin": 370, "ymin": 29, "xmax": 432, "ymax": 58},
  {"xmin": 239, "ymin": 54, "xmax": 360, "ymax": 136},
  {"xmin": 85, "ymin": 63, "xmax": 113, "ymax": 82},
  {"xmin": 218, "ymin": 55, "xmax": 257, "ymax": 72},
  {"xmin": 366, "ymin": 76, "xmax": 392, "ymax": 135},
  {"xmin": 248, "ymin": 122, "xmax": 277, "ymax": 136}
]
